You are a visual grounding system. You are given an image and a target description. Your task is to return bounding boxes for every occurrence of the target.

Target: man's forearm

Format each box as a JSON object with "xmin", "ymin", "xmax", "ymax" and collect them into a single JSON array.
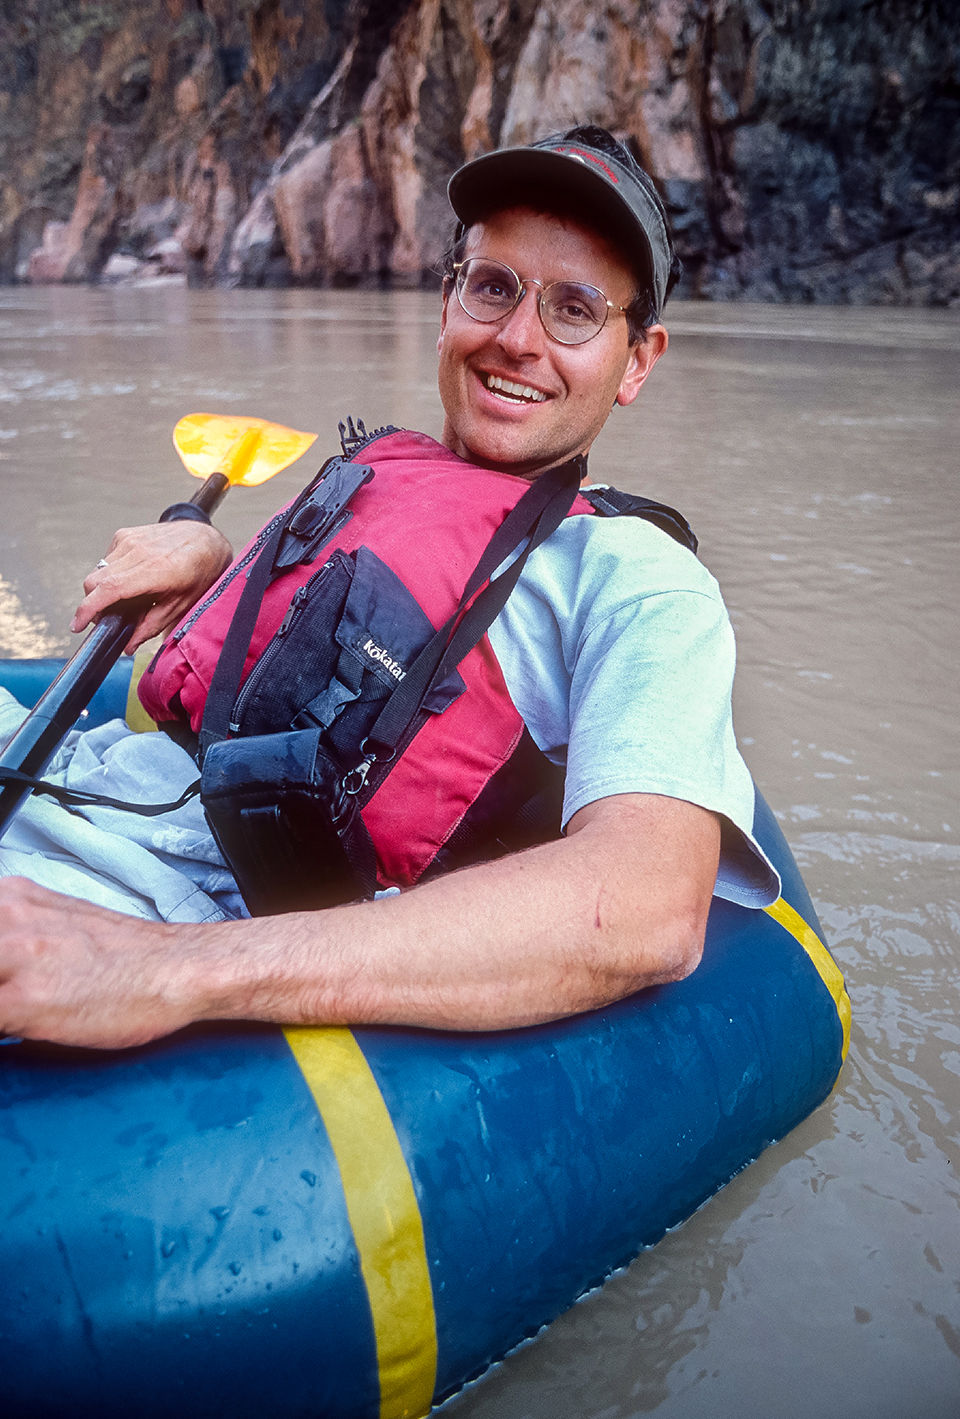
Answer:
[
  {"xmin": 0, "ymin": 795, "xmax": 719, "ymax": 1048},
  {"xmin": 158, "ymin": 795, "xmax": 719, "ymax": 1036}
]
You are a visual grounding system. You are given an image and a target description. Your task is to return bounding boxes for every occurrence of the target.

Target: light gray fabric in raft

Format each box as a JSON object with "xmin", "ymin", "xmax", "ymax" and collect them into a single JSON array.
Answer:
[{"xmin": 0, "ymin": 689, "xmax": 245, "ymax": 923}]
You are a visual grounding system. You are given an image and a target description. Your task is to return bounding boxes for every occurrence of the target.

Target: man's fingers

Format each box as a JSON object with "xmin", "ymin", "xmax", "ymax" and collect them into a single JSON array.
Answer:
[
  {"xmin": 74, "ymin": 559, "xmax": 131, "ymax": 627},
  {"xmin": 72, "ymin": 589, "xmax": 179, "ymax": 649},
  {"xmin": 71, "ymin": 574, "xmax": 135, "ymax": 632},
  {"xmin": 124, "ymin": 600, "xmax": 187, "ymax": 652},
  {"xmin": 71, "ymin": 523, "xmax": 233, "ymax": 636},
  {"xmin": 0, "ymin": 877, "xmax": 202, "ymax": 1049},
  {"xmin": 70, "ymin": 597, "xmax": 98, "ymax": 633},
  {"xmin": 77, "ymin": 527, "xmax": 138, "ymax": 598},
  {"xmin": 72, "ymin": 551, "xmax": 167, "ymax": 632}
]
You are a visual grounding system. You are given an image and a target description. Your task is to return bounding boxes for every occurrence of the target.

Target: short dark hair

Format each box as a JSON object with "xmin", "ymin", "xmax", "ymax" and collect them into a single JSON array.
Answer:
[{"xmin": 440, "ymin": 126, "xmax": 681, "ymax": 344}]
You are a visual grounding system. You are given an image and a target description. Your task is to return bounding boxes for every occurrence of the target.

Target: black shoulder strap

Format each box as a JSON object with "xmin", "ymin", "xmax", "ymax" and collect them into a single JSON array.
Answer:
[{"xmin": 578, "ymin": 486, "xmax": 697, "ymax": 555}]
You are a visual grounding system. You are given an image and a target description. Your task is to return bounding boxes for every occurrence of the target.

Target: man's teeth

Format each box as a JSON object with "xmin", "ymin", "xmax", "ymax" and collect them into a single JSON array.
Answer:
[{"xmin": 485, "ymin": 375, "xmax": 546, "ymax": 402}]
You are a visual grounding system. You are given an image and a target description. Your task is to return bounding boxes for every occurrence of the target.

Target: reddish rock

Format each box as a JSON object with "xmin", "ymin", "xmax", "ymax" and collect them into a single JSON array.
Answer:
[
  {"xmin": 26, "ymin": 123, "xmax": 133, "ymax": 283},
  {"xmin": 272, "ymin": 124, "xmax": 388, "ymax": 282},
  {"xmin": 24, "ymin": 223, "xmax": 71, "ymax": 285},
  {"xmin": 1, "ymin": 0, "xmax": 957, "ymax": 304}
]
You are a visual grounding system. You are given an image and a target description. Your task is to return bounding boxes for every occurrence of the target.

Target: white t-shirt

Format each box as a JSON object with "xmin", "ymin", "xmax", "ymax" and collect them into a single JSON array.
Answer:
[{"xmin": 488, "ymin": 504, "xmax": 779, "ymax": 909}]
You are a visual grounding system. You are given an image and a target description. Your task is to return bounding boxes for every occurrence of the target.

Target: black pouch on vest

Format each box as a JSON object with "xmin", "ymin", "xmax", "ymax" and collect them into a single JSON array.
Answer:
[{"xmin": 201, "ymin": 727, "xmax": 378, "ymax": 916}]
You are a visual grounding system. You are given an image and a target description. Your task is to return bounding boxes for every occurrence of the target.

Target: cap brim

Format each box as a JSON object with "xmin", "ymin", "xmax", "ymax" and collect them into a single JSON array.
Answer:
[{"xmin": 448, "ymin": 147, "xmax": 667, "ymax": 319}]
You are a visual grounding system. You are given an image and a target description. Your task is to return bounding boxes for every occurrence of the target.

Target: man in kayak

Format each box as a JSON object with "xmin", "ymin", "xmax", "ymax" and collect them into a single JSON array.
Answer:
[{"xmin": 0, "ymin": 126, "xmax": 777, "ymax": 1048}]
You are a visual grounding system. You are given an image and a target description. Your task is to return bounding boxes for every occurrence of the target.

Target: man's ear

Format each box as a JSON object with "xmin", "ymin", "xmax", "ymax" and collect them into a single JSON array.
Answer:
[{"xmin": 616, "ymin": 325, "xmax": 668, "ymax": 407}]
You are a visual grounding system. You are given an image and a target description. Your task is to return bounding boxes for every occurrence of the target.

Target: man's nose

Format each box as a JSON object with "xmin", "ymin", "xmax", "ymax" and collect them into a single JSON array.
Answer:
[{"xmin": 495, "ymin": 284, "xmax": 545, "ymax": 359}]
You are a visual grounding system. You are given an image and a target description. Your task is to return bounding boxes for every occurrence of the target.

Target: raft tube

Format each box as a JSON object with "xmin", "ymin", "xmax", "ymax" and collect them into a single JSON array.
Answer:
[{"xmin": 0, "ymin": 658, "xmax": 850, "ymax": 1419}]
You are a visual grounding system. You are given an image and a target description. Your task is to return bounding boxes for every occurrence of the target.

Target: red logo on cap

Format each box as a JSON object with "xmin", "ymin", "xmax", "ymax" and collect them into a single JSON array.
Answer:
[{"xmin": 557, "ymin": 147, "xmax": 619, "ymax": 183}]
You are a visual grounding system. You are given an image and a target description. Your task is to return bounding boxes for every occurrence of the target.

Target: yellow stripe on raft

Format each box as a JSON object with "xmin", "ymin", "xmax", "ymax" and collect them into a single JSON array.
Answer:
[
  {"xmin": 284, "ymin": 1026, "xmax": 438, "ymax": 1419},
  {"xmin": 764, "ymin": 897, "xmax": 851, "ymax": 1061}
]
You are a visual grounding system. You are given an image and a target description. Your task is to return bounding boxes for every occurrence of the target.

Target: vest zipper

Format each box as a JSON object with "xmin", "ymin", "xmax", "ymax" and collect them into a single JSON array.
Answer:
[
  {"xmin": 171, "ymin": 508, "xmax": 290, "ymax": 644},
  {"xmin": 229, "ymin": 558, "xmax": 336, "ymax": 730},
  {"xmin": 339, "ymin": 419, "xmax": 400, "ymax": 461}
]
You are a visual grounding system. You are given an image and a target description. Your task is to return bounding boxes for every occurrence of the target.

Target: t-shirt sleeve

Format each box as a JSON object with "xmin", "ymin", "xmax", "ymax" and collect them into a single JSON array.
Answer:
[{"xmin": 488, "ymin": 515, "xmax": 780, "ymax": 908}]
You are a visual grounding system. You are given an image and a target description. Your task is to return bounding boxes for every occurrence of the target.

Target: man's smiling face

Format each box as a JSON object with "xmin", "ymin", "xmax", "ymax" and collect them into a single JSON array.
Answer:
[{"xmin": 437, "ymin": 206, "xmax": 667, "ymax": 478}]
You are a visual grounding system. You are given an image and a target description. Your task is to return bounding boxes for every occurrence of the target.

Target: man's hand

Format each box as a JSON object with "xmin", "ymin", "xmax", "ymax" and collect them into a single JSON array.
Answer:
[
  {"xmin": 0, "ymin": 877, "xmax": 212, "ymax": 1049},
  {"xmin": 71, "ymin": 521, "xmax": 233, "ymax": 653}
]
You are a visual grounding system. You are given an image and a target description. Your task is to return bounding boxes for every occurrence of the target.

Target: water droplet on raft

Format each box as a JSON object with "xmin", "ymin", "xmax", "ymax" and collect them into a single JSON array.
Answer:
[
  {"xmin": 300, "ymin": 1170, "xmax": 316, "ymax": 1186},
  {"xmin": 162, "ymin": 1241, "xmax": 176, "ymax": 1258},
  {"xmin": 210, "ymin": 1206, "xmax": 231, "ymax": 1221},
  {"xmin": 229, "ymin": 1262, "xmax": 242, "ymax": 1275}
]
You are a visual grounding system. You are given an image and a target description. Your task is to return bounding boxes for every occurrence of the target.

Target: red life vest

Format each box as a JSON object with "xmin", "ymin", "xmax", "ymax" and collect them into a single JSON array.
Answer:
[{"xmin": 139, "ymin": 429, "xmax": 594, "ymax": 889}]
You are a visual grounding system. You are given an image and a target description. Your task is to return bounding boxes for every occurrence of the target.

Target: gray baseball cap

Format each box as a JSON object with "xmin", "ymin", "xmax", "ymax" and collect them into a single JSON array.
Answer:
[{"xmin": 447, "ymin": 127, "xmax": 677, "ymax": 322}]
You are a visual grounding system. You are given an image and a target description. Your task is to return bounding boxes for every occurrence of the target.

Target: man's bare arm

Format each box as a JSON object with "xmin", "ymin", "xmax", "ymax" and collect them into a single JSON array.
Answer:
[{"xmin": 0, "ymin": 793, "xmax": 719, "ymax": 1049}]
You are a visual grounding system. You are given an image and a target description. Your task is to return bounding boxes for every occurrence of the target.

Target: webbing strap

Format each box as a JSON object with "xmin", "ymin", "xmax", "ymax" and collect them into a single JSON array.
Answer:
[
  {"xmin": 0, "ymin": 766, "xmax": 201, "ymax": 817},
  {"xmin": 199, "ymin": 518, "xmax": 287, "ymax": 761},
  {"xmin": 578, "ymin": 486, "xmax": 698, "ymax": 554},
  {"xmin": 198, "ymin": 457, "xmax": 356, "ymax": 762}
]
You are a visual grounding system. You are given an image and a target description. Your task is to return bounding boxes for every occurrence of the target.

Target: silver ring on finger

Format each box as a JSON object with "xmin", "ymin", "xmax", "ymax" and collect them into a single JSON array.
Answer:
[{"xmin": 96, "ymin": 559, "xmax": 109, "ymax": 570}]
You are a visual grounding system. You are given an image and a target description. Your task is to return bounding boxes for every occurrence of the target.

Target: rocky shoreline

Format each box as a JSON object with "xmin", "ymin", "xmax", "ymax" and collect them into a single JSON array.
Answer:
[{"xmin": 1, "ymin": 0, "xmax": 958, "ymax": 304}]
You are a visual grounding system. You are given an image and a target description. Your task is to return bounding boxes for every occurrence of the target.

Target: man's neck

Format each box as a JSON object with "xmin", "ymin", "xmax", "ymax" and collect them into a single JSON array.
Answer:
[{"xmin": 438, "ymin": 422, "xmax": 591, "ymax": 483}]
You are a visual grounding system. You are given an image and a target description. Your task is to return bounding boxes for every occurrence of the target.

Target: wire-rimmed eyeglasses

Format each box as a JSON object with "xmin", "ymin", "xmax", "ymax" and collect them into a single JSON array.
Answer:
[{"xmin": 452, "ymin": 258, "xmax": 631, "ymax": 346}]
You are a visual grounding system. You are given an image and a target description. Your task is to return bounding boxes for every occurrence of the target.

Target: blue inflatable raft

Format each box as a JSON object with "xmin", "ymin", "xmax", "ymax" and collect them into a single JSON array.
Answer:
[{"xmin": 0, "ymin": 657, "xmax": 850, "ymax": 1418}]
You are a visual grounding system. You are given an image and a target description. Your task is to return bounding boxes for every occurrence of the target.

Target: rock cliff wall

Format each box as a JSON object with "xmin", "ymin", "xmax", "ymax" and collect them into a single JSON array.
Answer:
[{"xmin": 1, "ymin": 0, "xmax": 957, "ymax": 302}]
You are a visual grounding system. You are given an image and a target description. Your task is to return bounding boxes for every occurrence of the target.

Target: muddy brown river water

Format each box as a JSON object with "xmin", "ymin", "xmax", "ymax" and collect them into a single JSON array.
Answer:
[{"xmin": 1, "ymin": 286, "xmax": 958, "ymax": 1417}]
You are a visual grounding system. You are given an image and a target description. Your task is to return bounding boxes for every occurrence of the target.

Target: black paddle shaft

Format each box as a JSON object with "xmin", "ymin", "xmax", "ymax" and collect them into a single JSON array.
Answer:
[{"xmin": 0, "ymin": 472, "xmax": 230, "ymax": 839}]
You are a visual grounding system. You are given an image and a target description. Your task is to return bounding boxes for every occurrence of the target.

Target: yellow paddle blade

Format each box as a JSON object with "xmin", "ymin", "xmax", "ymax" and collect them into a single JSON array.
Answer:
[{"xmin": 173, "ymin": 413, "xmax": 317, "ymax": 487}]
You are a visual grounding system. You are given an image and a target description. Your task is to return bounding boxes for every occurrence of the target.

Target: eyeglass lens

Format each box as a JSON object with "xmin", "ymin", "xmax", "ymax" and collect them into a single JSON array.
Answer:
[{"xmin": 456, "ymin": 259, "xmax": 611, "ymax": 345}]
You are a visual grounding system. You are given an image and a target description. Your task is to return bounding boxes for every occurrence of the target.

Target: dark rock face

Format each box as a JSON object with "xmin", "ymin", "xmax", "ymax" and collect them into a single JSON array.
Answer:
[
  {"xmin": 1, "ymin": 0, "xmax": 957, "ymax": 303},
  {"xmin": 714, "ymin": 0, "xmax": 960, "ymax": 304}
]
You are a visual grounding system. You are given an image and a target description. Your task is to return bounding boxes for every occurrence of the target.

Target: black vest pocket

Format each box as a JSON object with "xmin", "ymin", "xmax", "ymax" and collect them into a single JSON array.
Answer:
[
  {"xmin": 231, "ymin": 546, "xmax": 465, "ymax": 752},
  {"xmin": 334, "ymin": 547, "xmax": 465, "ymax": 714}
]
